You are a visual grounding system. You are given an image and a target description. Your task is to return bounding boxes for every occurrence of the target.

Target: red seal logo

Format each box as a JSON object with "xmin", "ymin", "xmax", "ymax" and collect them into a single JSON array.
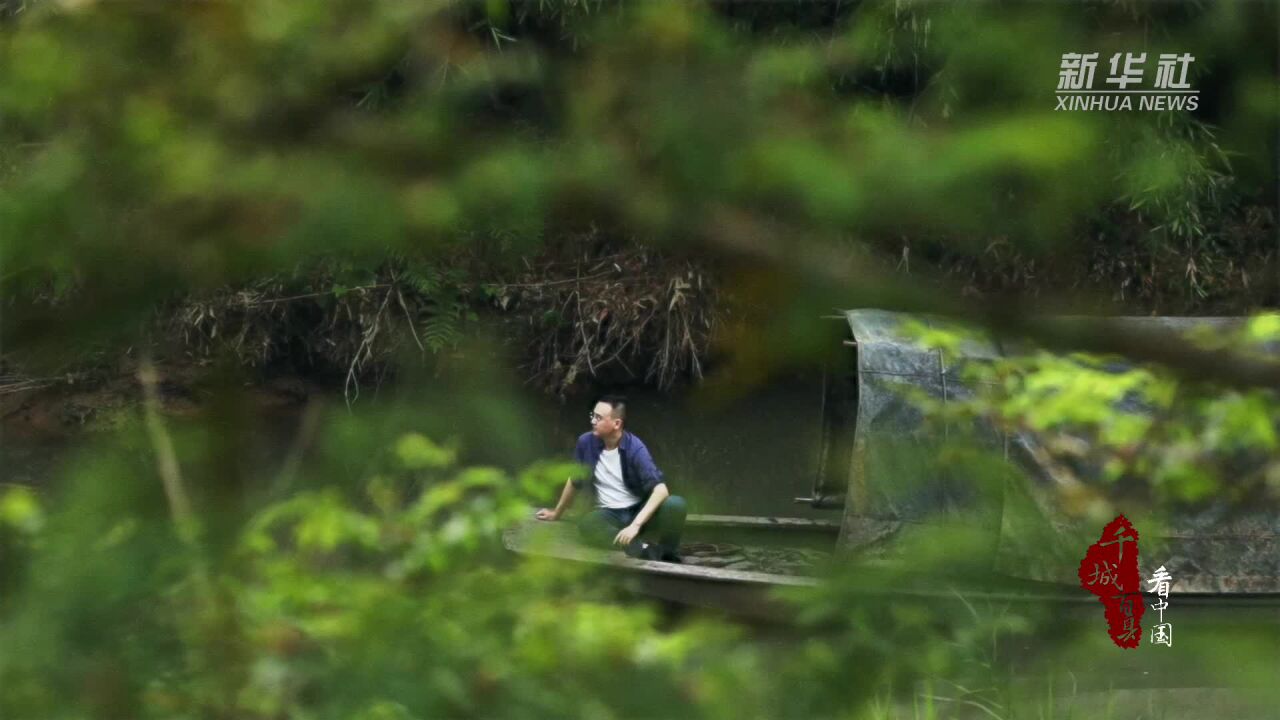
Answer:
[{"xmin": 1078, "ymin": 515, "xmax": 1144, "ymax": 648}]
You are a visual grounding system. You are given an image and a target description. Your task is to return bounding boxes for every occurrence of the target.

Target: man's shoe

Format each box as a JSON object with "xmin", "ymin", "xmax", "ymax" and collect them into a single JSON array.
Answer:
[
  {"xmin": 625, "ymin": 540, "xmax": 666, "ymax": 561},
  {"xmin": 660, "ymin": 545, "xmax": 683, "ymax": 564}
]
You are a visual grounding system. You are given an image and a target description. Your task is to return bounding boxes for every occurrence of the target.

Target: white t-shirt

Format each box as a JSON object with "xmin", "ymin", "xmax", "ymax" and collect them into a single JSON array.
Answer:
[{"xmin": 594, "ymin": 447, "xmax": 641, "ymax": 509}]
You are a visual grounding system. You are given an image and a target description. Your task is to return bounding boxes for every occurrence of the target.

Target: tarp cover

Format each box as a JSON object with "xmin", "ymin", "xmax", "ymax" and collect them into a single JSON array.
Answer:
[{"xmin": 837, "ymin": 309, "xmax": 1279, "ymax": 593}]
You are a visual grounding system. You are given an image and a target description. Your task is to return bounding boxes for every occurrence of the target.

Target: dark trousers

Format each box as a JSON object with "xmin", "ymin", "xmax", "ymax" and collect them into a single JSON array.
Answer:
[{"xmin": 577, "ymin": 495, "xmax": 688, "ymax": 551}]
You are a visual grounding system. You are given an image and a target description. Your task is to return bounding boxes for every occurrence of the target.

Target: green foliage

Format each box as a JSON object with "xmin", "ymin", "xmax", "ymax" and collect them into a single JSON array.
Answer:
[
  {"xmin": 6, "ymin": 398, "xmax": 1277, "ymax": 718},
  {"xmin": 0, "ymin": 2, "xmax": 1277, "ymax": 718},
  {"xmin": 1, "ymin": 0, "xmax": 1275, "ymax": 386},
  {"xmin": 0, "ymin": 485, "xmax": 43, "ymax": 535},
  {"xmin": 3, "ymin": 420, "xmax": 752, "ymax": 719},
  {"xmin": 903, "ymin": 316, "xmax": 1280, "ymax": 514}
]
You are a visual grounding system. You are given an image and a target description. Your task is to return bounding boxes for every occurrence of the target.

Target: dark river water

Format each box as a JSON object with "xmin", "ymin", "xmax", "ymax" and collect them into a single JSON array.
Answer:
[
  {"xmin": 0, "ymin": 367, "xmax": 835, "ymax": 523},
  {"xmin": 532, "ymin": 371, "xmax": 833, "ymax": 519}
]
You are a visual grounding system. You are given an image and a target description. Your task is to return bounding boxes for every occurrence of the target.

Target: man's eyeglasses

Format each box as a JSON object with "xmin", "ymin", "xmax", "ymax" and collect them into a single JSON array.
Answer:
[{"xmin": 589, "ymin": 412, "xmax": 609, "ymax": 423}]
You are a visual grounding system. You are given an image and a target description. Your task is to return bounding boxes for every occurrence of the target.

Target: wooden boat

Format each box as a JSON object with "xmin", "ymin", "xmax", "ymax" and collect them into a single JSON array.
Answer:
[
  {"xmin": 506, "ymin": 310, "xmax": 1280, "ymax": 619},
  {"xmin": 503, "ymin": 513, "xmax": 835, "ymax": 621}
]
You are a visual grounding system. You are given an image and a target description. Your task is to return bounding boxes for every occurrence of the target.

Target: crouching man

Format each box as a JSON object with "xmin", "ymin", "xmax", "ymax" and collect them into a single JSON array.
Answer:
[{"xmin": 534, "ymin": 395, "xmax": 686, "ymax": 563}]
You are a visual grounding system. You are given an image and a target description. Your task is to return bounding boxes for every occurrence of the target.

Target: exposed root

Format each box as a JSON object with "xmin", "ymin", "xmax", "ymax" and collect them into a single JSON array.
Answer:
[{"xmin": 489, "ymin": 242, "xmax": 721, "ymax": 395}]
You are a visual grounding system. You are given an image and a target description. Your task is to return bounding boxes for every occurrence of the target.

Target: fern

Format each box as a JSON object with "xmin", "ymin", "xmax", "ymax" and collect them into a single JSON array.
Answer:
[{"xmin": 422, "ymin": 313, "xmax": 461, "ymax": 353}]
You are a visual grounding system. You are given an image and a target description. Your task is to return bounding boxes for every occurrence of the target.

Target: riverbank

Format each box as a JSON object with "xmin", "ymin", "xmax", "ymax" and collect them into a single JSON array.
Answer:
[{"xmin": 0, "ymin": 362, "xmax": 316, "ymax": 442}]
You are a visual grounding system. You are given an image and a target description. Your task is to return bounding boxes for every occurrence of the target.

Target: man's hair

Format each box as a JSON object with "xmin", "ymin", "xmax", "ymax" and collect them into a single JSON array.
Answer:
[{"xmin": 597, "ymin": 394, "xmax": 627, "ymax": 424}]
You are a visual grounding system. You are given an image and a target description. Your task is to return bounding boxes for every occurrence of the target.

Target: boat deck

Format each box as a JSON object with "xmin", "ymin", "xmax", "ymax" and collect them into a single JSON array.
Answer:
[
  {"xmin": 506, "ymin": 515, "xmax": 1280, "ymax": 626},
  {"xmin": 503, "ymin": 515, "xmax": 835, "ymax": 585}
]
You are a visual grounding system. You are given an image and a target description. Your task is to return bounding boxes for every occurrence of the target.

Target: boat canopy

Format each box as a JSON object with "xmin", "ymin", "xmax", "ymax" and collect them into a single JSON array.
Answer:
[{"xmin": 825, "ymin": 309, "xmax": 1278, "ymax": 593}]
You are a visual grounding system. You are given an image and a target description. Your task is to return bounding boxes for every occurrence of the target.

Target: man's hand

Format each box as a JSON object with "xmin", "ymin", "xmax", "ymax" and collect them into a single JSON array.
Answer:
[
  {"xmin": 537, "ymin": 480, "xmax": 577, "ymax": 522},
  {"xmin": 613, "ymin": 524, "xmax": 642, "ymax": 546}
]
